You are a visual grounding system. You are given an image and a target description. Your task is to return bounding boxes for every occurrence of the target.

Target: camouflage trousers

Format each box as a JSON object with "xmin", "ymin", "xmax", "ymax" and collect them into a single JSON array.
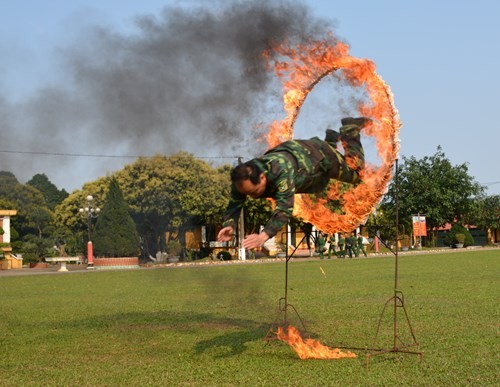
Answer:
[{"xmin": 321, "ymin": 125, "xmax": 365, "ymax": 185}]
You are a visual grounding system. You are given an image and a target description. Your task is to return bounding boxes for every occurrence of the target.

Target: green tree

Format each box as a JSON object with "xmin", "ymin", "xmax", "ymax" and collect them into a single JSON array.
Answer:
[
  {"xmin": 115, "ymin": 153, "xmax": 230, "ymax": 255},
  {"xmin": 53, "ymin": 178, "xmax": 109, "ymax": 255},
  {"xmin": 242, "ymin": 197, "xmax": 273, "ymax": 235},
  {"xmin": 380, "ymin": 147, "xmax": 484, "ymax": 246},
  {"xmin": 27, "ymin": 173, "xmax": 69, "ymax": 210},
  {"xmin": 362, "ymin": 208, "xmax": 396, "ymax": 247},
  {"xmin": 93, "ymin": 178, "xmax": 140, "ymax": 257},
  {"xmin": 53, "ymin": 154, "xmax": 232, "ymax": 257},
  {"xmin": 54, "ymin": 179, "xmax": 108, "ymax": 232},
  {"xmin": 0, "ymin": 171, "xmax": 54, "ymax": 238},
  {"xmin": 466, "ymin": 194, "xmax": 500, "ymax": 244}
]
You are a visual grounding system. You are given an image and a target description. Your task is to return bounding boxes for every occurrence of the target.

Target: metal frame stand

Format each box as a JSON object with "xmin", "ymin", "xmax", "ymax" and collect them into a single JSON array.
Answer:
[
  {"xmin": 264, "ymin": 161, "xmax": 423, "ymax": 364},
  {"xmin": 264, "ymin": 228, "xmax": 308, "ymax": 342},
  {"xmin": 365, "ymin": 159, "xmax": 423, "ymax": 365},
  {"xmin": 364, "ymin": 241, "xmax": 423, "ymax": 365}
]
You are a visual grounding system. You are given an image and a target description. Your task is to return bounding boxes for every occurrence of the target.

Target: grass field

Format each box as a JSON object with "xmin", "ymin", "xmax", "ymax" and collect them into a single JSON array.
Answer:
[{"xmin": 1, "ymin": 249, "xmax": 498, "ymax": 386}]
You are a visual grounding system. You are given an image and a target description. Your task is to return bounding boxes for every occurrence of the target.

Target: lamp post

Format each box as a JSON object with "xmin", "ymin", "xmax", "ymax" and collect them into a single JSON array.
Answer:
[{"xmin": 79, "ymin": 195, "xmax": 100, "ymax": 268}]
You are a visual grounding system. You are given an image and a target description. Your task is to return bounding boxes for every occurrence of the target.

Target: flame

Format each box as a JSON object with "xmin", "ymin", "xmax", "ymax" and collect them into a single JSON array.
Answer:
[
  {"xmin": 276, "ymin": 325, "xmax": 356, "ymax": 360},
  {"xmin": 263, "ymin": 38, "xmax": 400, "ymax": 233}
]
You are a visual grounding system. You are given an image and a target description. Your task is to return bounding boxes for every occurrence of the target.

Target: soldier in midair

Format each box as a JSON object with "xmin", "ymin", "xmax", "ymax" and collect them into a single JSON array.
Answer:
[{"xmin": 218, "ymin": 117, "xmax": 371, "ymax": 249}]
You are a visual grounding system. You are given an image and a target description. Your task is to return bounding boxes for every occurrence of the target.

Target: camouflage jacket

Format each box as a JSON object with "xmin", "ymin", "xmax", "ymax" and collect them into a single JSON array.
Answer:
[
  {"xmin": 222, "ymin": 137, "xmax": 340, "ymax": 238},
  {"xmin": 346, "ymin": 236, "xmax": 357, "ymax": 248}
]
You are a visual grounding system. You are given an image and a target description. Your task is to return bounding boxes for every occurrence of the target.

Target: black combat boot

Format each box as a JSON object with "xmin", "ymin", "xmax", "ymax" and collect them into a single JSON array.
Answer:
[
  {"xmin": 340, "ymin": 117, "xmax": 372, "ymax": 138},
  {"xmin": 325, "ymin": 129, "xmax": 341, "ymax": 144},
  {"xmin": 340, "ymin": 117, "xmax": 373, "ymax": 128}
]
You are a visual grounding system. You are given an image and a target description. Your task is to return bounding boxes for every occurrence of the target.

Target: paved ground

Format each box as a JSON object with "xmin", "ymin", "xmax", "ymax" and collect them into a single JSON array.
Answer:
[{"xmin": 1, "ymin": 245, "xmax": 498, "ymax": 277}]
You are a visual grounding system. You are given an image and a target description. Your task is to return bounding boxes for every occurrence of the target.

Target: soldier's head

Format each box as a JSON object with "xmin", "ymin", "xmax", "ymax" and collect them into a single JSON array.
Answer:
[{"xmin": 231, "ymin": 160, "xmax": 267, "ymax": 198}]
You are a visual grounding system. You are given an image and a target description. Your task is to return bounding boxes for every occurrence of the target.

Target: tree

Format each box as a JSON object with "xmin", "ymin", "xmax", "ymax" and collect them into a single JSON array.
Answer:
[
  {"xmin": 93, "ymin": 178, "xmax": 140, "ymax": 257},
  {"xmin": 115, "ymin": 153, "xmax": 230, "ymax": 255},
  {"xmin": 242, "ymin": 197, "xmax": 273, "ymax": 235},
  {"xmin": 0, "ymin": 171, "xmax": 54, "ymax": 238},
  {"xmin": 466, "ymin": 194, "xmax": 500, "ymax": 244},
  {"xmin": 380, "ymin": 147, "xmax": 484, "ymax": 246},
  {"xmin": 27, "ymin": 173, "xmax": 69, "ymax": 210},
  {"xmin": 53, "ymin": 154, "xmax": 231, "ymax": 257},
  {"xmin": 52, "ymin": 178, "xmax": 109, "ymax": 255},
  {"xmin": 53, "ymin": 178, "xmax": 108, "ymax": 231}
]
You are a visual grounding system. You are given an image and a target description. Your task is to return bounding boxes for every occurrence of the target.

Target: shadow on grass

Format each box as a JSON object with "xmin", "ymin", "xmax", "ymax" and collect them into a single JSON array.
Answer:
[
  {"xmin": 193, "ymin": 322, "xmax": 272, "ymax": 358},
  {"xmin": 51, "ymin": 309, "xmax": 274, "ymax": 358}
]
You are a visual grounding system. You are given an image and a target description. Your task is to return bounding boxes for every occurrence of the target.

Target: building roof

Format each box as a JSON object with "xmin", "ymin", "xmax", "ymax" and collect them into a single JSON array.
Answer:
[{"xmin": 0, "ymin": 210, "xmax": 17, "ymax": 216}]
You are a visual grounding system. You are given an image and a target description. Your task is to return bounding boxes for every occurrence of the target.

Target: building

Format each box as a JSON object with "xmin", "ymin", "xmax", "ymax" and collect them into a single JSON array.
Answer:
[{"xmin": 0, "ymin": 209, "xmax": 22, "ymax": 269}]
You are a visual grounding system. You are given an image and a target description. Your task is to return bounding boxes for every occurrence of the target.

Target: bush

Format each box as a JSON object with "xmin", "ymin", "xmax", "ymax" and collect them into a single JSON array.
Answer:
[
  {"xmin": 20, "ymin": 234, "xmax": 55, "ymax": 263},
  {"xmin": 166, "ymin": 240, "xmax": 182, "ymax": 257},
  {"xmin": 443, "ymin": 224, "xmax": 474, "ymax": 247}
]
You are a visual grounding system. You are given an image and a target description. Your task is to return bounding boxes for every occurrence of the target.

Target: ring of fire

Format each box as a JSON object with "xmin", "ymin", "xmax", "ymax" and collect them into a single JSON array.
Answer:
[{"xmin": 264, "ymin": 39, "xmax": 401, "ymax": 234}]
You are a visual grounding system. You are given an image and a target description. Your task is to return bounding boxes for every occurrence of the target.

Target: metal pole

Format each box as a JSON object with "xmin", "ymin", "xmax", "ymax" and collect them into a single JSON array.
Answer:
[
  {"xmin": 284, "ymin": 223, "xmax": 289, "ymax": 324},
  {"xmin": 79, "ymin": 195, "xmax": 98, "ymax": 269},
  {"xmin": 394, "ymin": 158, "xmax": 399, "ymax": 348},
  {"xmin": 87, "ymin": 212, "xmax": 92, "ymax": 242},
  {"xmin": 87, "ymin": 211, "xmax": 94, "ymax": 267}
]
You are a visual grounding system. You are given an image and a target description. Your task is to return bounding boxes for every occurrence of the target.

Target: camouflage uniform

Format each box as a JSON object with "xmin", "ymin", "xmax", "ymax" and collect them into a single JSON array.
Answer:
[
  {"xmin": 337, "ymin": 234, "xmax": 346, "ymax": 258},
  {"xmin": 315, "ymin": 232, "xmax": 327, "ymax": 259},
  {"xmin": 327, "ymin": 234, "xmax": 338, "ymax": 259},
  {"xmin": 302, "ymin": 222, "xmax": 314, "ymax": 256},
  {"xmin": 345, "ymin": 233, "xmax": 355, "ymax": 258},
  {"xmin": 222, "ymin": 124, "xmax": 364, "ymax": 238},
  {"xmin": 357, "ymin": 235, "xmax": 367, "ymax": 257},
  {"xmin": 351, "ymin": 234, "xmax": 360, "ymax": 257}
]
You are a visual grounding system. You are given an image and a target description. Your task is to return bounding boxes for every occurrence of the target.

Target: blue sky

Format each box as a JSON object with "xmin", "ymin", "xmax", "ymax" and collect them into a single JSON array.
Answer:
[{"xmin": 1, "ymin": 0, "xmax": 499, "ymax": 195}]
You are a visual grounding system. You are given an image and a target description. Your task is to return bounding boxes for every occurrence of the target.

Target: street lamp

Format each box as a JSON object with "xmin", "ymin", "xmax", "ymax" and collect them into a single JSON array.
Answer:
[{"xmin": 79, "ymin": 195, "xmax": 100, "ymax": 268}]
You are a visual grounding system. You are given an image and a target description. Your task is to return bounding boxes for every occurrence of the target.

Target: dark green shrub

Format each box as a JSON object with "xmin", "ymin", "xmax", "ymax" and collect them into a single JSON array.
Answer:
[
  {"xmin": 20, "ymin": 234, "xmax": 55, "ymax": 263},
  {"xmin": 93, "ymin": 178, "xmax": 140, "ymax": 257},
  {"xmin": 443, "ymin": 224, "xmax": 474, "ymax": 247},
  {"xmin": 166, "ymin": 240, "xmax": 181, "ymax": 257}
]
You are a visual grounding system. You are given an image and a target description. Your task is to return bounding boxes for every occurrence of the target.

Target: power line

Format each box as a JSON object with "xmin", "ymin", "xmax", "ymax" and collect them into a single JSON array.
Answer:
[
  {"xmin": 4, "ymin": 148, "xmax": 496, "ymax": 184},
  {"xmin": 0, "ymin": 149, "xmax": 240, "ymax": 160}
]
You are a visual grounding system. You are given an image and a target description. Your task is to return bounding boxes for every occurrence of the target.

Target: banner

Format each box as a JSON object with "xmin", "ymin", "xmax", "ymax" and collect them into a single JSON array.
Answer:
[{"xmin": 412, "ymin": 215, "xmax": 427, "ymax": 237}]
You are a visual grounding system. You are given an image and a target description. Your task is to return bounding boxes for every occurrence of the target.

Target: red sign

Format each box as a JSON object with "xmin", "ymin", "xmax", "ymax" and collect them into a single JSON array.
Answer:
[{"xmin": 412, "ymin": 216, "xmax": 427, "ymax": 237}]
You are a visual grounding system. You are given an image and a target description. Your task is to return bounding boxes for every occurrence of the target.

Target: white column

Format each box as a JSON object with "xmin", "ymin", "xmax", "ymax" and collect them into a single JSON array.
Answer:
[
  {"xmin": 238, "ymin": 209, "xmax": 246, "ymax": 260},
  {"xmin": 3, "ymin": 216, "xmax": 11, "ymax": 243}
]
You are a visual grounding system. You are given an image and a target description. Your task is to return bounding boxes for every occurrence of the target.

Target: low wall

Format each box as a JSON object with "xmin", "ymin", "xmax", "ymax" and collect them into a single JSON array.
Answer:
[{"xmin": 93, "ymin": 257, "xmax": 139, "ymax": 270}]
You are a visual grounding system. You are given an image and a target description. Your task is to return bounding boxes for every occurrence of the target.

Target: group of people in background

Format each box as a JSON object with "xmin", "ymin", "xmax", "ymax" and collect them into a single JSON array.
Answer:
[{"xmin": 313, "ymin": 230, "xmax": 368, "ymax": 259}]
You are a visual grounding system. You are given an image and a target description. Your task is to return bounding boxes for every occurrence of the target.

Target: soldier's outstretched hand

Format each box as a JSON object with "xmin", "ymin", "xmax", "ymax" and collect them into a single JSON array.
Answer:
[
  {"xmin": 242, "ymin": 232, "xmax": 270, "ymax": 250},
  {"xmin": 217, "ymin": 226, "xmax": 234, "ymax": 242}
]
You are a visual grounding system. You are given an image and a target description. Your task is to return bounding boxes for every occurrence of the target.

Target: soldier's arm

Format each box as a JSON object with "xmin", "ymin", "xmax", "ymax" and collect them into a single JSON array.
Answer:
[
  {"xmin": 262, "ymin": 173, "xmax": 295, "ymax": 238},
  {"xmin": 221, "ymin": 183, "xmax": 246, "ymax": 230}
]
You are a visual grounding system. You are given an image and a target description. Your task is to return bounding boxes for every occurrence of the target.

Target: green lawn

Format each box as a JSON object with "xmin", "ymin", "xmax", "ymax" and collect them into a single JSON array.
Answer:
[{"xmin": 1, "ymin": 249, "xmax": 498, "ymax": 386}]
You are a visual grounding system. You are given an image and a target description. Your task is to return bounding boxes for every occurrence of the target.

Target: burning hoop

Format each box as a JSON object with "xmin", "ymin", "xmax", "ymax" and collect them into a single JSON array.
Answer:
[{"xmin": 264, "ymin": 38, "xmax": 401, "ymax": 234}]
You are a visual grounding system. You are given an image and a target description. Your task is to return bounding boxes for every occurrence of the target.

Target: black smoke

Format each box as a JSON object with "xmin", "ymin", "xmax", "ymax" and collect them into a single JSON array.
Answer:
[{"xmin": 0, "ymin": 0, "xmax": 338, "ymax": 191}]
